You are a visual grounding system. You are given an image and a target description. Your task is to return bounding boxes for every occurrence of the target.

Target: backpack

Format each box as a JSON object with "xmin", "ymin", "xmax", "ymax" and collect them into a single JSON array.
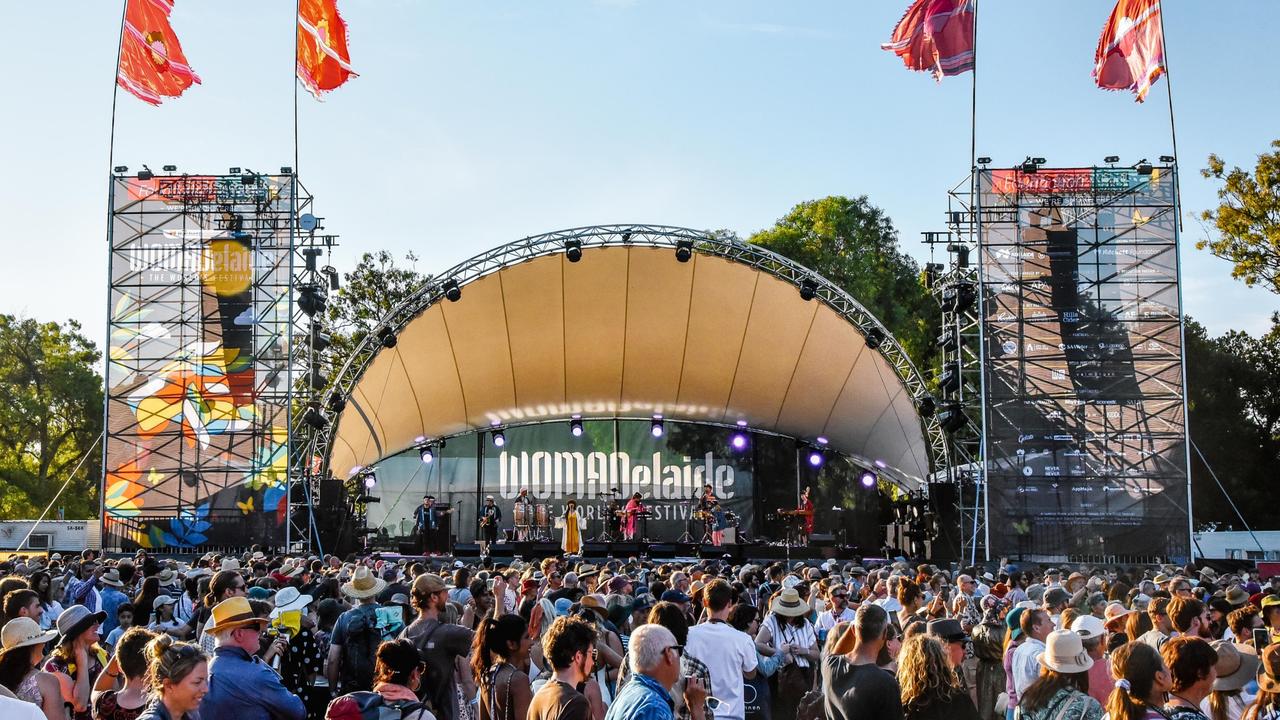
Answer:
[
  {"xmin": 326, "ymin": 691, "xmax": 427, "ymax": 720},
  {"xmin": 339, "ymin": 606, "xmax": 382, "ymax": 691}
]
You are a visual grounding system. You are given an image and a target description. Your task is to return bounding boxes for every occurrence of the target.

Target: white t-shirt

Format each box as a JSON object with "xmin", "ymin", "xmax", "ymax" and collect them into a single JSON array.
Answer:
[
  {"xmin": 816, "ymin": 607, "xmax": 857, "ymax": 631},
  {"xmin": 686, "ymin": 620, "xmax": 758, "ymax": 720},
  {"xmin": 0, "ymin": 693, "xmax": 47, "ymax": 720}
]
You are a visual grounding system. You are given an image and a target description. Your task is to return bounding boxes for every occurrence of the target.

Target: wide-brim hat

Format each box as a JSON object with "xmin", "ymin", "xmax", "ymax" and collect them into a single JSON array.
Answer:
[
  {"xmin": 1211, "ymin": 640, "xmax": 1259, "ymax": 691},
  {"xmin": 56, "ymin": 605, "xmax": 107, "ymax": 645},
  {"xmin": 1225, "ymin": 585, "xmax": 1250, "ymax": 606},
  {"xmin": 1259, "ymin": 643, "xmax": 1280, "ymax": 694},
  {"xmin": 100, "ymin": 569, "xmax": 124, "ymax": 588},
  {"xmin": 272, "ymin": 586, "xmax": 314, "ymax": 614},
  {"xmin": 771, "ymin": 587, "xmax": 809, "ymax": 617},
  {"xmin": 1040, "ymin": 630, "xmax": 1094, "ymax": 674},
  {"xmin": 928, "ymin": 618, "xmax": 967, "ymax": 643},
  {"xmin": 1, "ymin": 617, "xmax": 59, "ymax": 651},
  {"xmin": 580, "ymin": 594, "xmax": 609, "ymax": 619},
  {"xmin": 207, "ymin": 596, "xmax": 269, "ymax": 634},
  {"xmin": 221, "ymin": 558, "xmax": 242, "ymax": 572},
  {"xmin": 342, "ymin": 565, "xmax": 388, "ymax": 600},
  {"xmin": 156, "ymin": 569, "xmax": 176, "ymax": 585}
]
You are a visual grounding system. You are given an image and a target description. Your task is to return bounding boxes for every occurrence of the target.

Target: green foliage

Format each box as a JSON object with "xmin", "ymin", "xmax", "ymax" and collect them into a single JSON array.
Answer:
[
  {"xmin": 0, "ymin": 316, "xmax": 103, "ymax": 520},
  {"xmin": 1199, "ymin": 140, "xmax": 1280, "ymax": 294},
  {"xmin": 748, "ymin": 195, "xmax": 939, "ymax": 373}
]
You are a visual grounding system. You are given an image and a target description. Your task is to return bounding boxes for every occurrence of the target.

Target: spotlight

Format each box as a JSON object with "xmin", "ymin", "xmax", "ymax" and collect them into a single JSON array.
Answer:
[
  {"xmin": 419, "ymin": 446, "xmax": 435, "ymax": 464},
  {"xmin": 376, "ymin": 325, "xmax": 397, "ymax": 349},
  {"xmin": 308, "ymin": 362, "xmax": 326, "ymax": 390},
  {"xmin": 137, "ymin": 165, "xmax": 153, "ymax": 181},
  {"xmin": 570, "ymin": 416, "xmax": 584, "ymax": 437},
  {"xmin": 976, "ymin": 157, "xmax": 991, "ymax": 165},
  {"xmin": 229, "ymin": 167, "xmax": 241, "ymax": 175},
  {"xmin": 1159, "ymin": 155, "xmax": 1175, "ymax": 163},
  {"xmin": 442, "ymin": 279, "xmax": 462, "ymax": 303},
  {"xmin": 302, "ymin": 246, "xmax": 323, "ymax": 272},
  {"xmin": 310, "ymin": 326, "xmax": 332, "ymax": 352},
  {"xmin": 280, "ymin": 166, "xmax": 293, "ymax": 175},
  {"xmin": 807, "ymin": 449, "xmax": 825, "ymax": 467},
  {"xmin": 565, "ymin": 239, "xmax": 583, "ymax": 263},
  {"xmin": 162, "ymin": 164, "xmax": 177, "ymax": 172},
  {"xmin": 113, "ymin": 165, "xmax": 128, "ymax": 174},
  {"xmin": 1104, "ymin": 155, "xmax": 1120, "ymax": 165},
  {"xmin": 241, "ymin": 173, "xmax": 257, "ymax": 186},
  {"xmin": 864, "ymin": 327, "xmax": 885, "ymax": 350},
  {"xmin": 816, "ymin": 436, "xmax": 829, "ymax": 446},
  {"xmin": 492, "ymin": 430, "xmax": 506, "ymax": 447},
  {"xmin": 674, "ymin": 239, "xmax": 693, "ymax": 263},
  {"xmin": 859, "ymin": 471, "xmax": 877, "ymax": 488},
  {"xmin": 940, "ymin": 361, "xmax": 962, "ymax": 395},
  {"xmin": 939, "ymin": 403, "xmax": 967, "ymax": 433},
  {"xmin": 799, "ymin": 278, "xmax": 818, "ymax": 301},
  {"xmin": 730, "ymin": 432, "xmax": 748, "ymax": 451},
  {"xmin": 916, "ymin": 394, "xmax": 936, "ymax": 418},
  {"xmin": 621, "ymin": 231, "xmax": 632, "ymax": 242},
  {"xmin": 1020, "ymin": 157, "xmax": 1038, "ymax": 174},
  {"xmin": 1135, "ymin": 159, "xmax": 1153, "ymax": 175},
  {"xmin": 650, "ymin": 415, "xmax": 664, "ymax": 438},
  {"xmin": 326, "ymin": 392, "xmax": 346, "ymax": 413},
  {"xmin": 363, "ymin": 473, "xmax": 376, "ymax": 490},
  {"xmin": 301, "ymin": 405, "xmax": 328, "ymax": 430},
  {"xmin": 946, "ymin": 243, "xmax": 970, "ymax": 269},
  {"xmin": 323, "ymin": 266, "xmax": 341, "ymax": 291},
  {"xmin": 298, "ymin": 284, "xmax": 327, "ymax": 317}
]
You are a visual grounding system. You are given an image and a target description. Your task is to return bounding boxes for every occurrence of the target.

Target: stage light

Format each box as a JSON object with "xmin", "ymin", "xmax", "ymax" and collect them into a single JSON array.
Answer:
[
  {"xmin": 303, "ymin": 246, "xmax": 323, "ymax": 272},
  {"xmin": 731, "ymin": 432, "xmax": 748, "ymax": 451},
  {"xmin": 326, "ymin": 392, "xmax": 346, "ymax": 413},
  {"xmin": 280, "ymin": 166, "xmax": 293, "ymax": 174},
  {"xmin": 565, "ymin": 239, "xmax": 583, "ymax": 263},
  {"xmin": 859, "ymin": 471, "xmax": 877, "ymax": 488},
  {"xmin": 570, "ymin": 416, "xmax": 584, "ymax": 437},
  {"xmin": 420, "ymin": 446, "xmax": 435, "ymax": 464},
  {"xmin": 1159, "ymin": 155, "xmax": 1175, "ymax": 163},
  {"xmin": 976, "ymin": 157, "xmax": 991, "ymax": 165},
  {"xmin": 939, "ymin": 403, "xmax": 967, "ymax": 433},
  {"xmin": 298, "ymin": 284, "xmax": 327, "ymax": 317},
  {"xmin": 816, "ymin": 436, "xmax": 829, "ymax": 446},
  {"xmin": 310, "ymin": 326, "xmax": 331, "ymax": 353},
  {"xmin": 916, "ymin": 394, "xmax": 936, "ymax": 418},
  {"xmin": 874, "ymin": 459, "xmax": 887, "ymax": 469},
  {"xmin": 1104, "ymin": 155, "xmax": 1120, "ymax": 165},
  {"xmin": 864, "ymin": 327, "xmax": 885, "ymax": 350},
  {"xmin": 324, "ymin": 266, "xmax": 341, "ymax": 291},
  {"xmin": 492, "ymin": 430, "xmax": 506, "ymax": 447},
  {"xmin": 940, "ymin": 361, "xmax": 962, "ymax": 395},
  {"xmin": 946, "ymin": 243, "xmax": 970, "ymax": 269},
  {"xmin": 807, "ymin": 449, "xmax": 825, "ymax": 467},
  {"xmin": 442, "ymin": 279, "xmax": 462, "ymax": 302},
  {"xmin": 137, "ymin": 165, "xmax": 153, "ymax": 181},
  {"xmin": 308, "ymin": 362, "xmax": 326, "ymax": 390},
  {"xmin": 799, "ymin": 278, "xmax": 818, "ymax": 301},
  {"xmin": 1020, "ymin": 157, "xmax": 1038, "ymax": 174},
  {"xmin": 376, "ymin": 325, "xmax": 397, "ymax": 349},
  {"xmin": 363, "ymin": 473, "xmax": 376, "ymax": 490},
  {"xmin": 302, "ymin": 405, "xmax": 328, "ymax": 430},
  {"xmin": 113, "ymin": 165, "xmax": 128, "ymax": 174},
  {"xmin": 1135, "ymin": 159, "xmax": 1153, "ymax": 175},
  {"xmin": 162, "ymin": 164, "xmax": 177, "ymax": 172},
  {"xmin": 621, "ymin": 231, "xmax": 632, "ymax": 242},
  {"xmin": 241, "ymin": 173, "xmax": 257, "ymax": 186},
  {"xmin": 651, "ymin": 415, "xmax": 664, "ymax": 438},
  {"xmin": 674, "ymin": 239, "xmax": 693, "ymax": 263}
]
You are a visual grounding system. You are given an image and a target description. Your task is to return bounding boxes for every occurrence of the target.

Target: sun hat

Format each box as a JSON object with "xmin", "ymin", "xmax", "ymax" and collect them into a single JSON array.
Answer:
[
  {"xmin": 100, "ymin": 569, "xmax": 124, "ymax": 588},
  {"xmin": 56, "ymin": 605, "xmax": 107, "ymax": 645},
  {"xmin": 207, "ymin": 597, "xmax": 269, "ymax": 634},
  {"xmin": 1069, "ymin": 614, "xmax": 1106, "ymax": 641},
  {"xmin": 928, "ymin": 618, "xmax": 967, "ymax": 643},
  {"xmin": 1259, "ymin": 643, "xmax": 1280, "ymax": 694},
  {"xmin": 770, "ymin": 587, "xmax": 810, "ymax": 617},
  {"xmin": 1039, "ymin": 630, "xmax": 1094, "ymax": 673},
  {"xmin": 1225, "ymin": 585, "xmax": 1250, "ymax": 606},
  {"xmin": 580, "ymin": 594, "xmax": 609, "ymax": 620},
  {"xmin": 220, "ymin": 558, "xmax": 242, "ymax": 572},
  {"xmin": 1104, "ymin": 602, "xmax": 1134, "ymax": 630},
  {"xmin": 1, "ymin": 617, "xmax": 58, "ymax": 650},
  {"xmin": 342, "ymin": 565, "xmax": 388, "ymax": 600},
  {"xmin": 1211, "ymin": 640, "xmax": 1259, "ymax": 692},
  {"xmin": 272, "ymin": 587, "xmax": 314, "ymax": 614}
]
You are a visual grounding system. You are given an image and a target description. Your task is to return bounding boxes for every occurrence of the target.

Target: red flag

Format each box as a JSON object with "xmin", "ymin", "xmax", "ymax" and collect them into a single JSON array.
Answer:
[
  {"xmin": 297, "ymin": 0, "xmax": 357, "ymax": 98},
  {"xmin": 116, "ymin": 0, "xmax": 201, "ymax": 106},
  {"xmin": 881, "ymin": 0, "xmax": 975, "ymax": 81},
  {"xmin": 1093, "ymin": 0, "xmax": 1166, "ymax": 102}
]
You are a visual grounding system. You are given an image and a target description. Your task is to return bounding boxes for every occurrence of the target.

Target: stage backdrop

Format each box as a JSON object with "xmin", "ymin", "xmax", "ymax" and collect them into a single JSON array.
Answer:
[
  {"xmin": 977, "ymin": 167, "xmax": 1190, "ymax": 562},
  {"xmin": 102, "ymin": 175, "xmax": 299, "ymax": 550}
]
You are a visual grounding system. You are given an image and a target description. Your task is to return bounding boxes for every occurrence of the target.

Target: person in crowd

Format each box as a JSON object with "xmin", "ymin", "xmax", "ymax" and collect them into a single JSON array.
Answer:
[
  {"xmin": 0, "ymin": 616, "xmax": 63, "ymax": 719},
  {"xmin": 149, "ymin": 596, "xmax": 187, "ymax": 638},
  {"xmin": 106, "ymin": 602, "xmax": 136, "ymax": 650},
  {"xmin": 1170, "ymin": 598, "xmax": 1215, "ymax": 641},
  {"xmin": 402, "ymin": 573, "xmax": 474, "ymax": 720},
  {"xmin": 1203, "ymin": 640, "xmax": 1258, "ymax": 720},
  {"xmin": 686, "ymin": 579, "xmax": 757, "ymax": 720},
  {"xmin": 1107, "ymin": 641, "xmax": 1174, "ymax": 720},
  {"xmin": 817, "ymin": 583, "xmax": 856, "ymax": 637},
  {"xmin": 200, "ymin": 596, "xmax": 305, "ymax": 720},
  {"xmin": 325, "ymin": 638, "xmax": 436, "ymax": 720},
  {"xmin": 28, "ymin": 572, "xmax": 65, "ymax": 633},
  {"xmin": 1015, "ymin": 629, "xmax": 1101, "ymax": 720},
  {"xmin": 529, "ymin": 616, "xmax": 597, "ymax": 720},
  {"xmin": 1068, "ymin": 614, "xmax": 1111, "ymax": 708},
  {"xmin": 63, "ymin": 559, "xmax": 102, "ymax": 614},
  {"xmin": 1242, "ymin": 643, "xmax": 1280, "ymax": 720},
  {"xmin": 897, "ymin": 634, "xmax": 979, "ymax": 720},
  {"xmin": 197, "ymin": 570, "xmax": 248, "ymax": 653},
  {"xmin": 3, "ymin": 589, "xmax": 44, "ymax": 630},
  {"xmin": 327, "ymin": 565, "xmax": 385, "ymax": 693},
  {"xmin": 756, "ymin": 585, "xmax": 816, "ymax": 720},
  {"xmin": 823, "ymin": 602, "xmax": 902, "ymax": 720},
  {"xmin": 1011, "ymin": 609, "xmax": 1052, "ymax": 697},
  {"xmin": 97, "ymin": 570, "xmax": 127, "ymax": 638},
  {"xmin": 92, "ymin": 626, "xmax": 156, "ymax": 720},
  {"xmin": 605, "ymin": 624, "xmax": 707, "ymax": 720},
  {"xmin": 1139, "ymin": 598, "xmax": 1175, "ymax": 651},
  {"xmin": 971, "ymin": 597, "xmax": 1008, "ymax": 720},
  {"xmin": 1162, "ymin": 636, "xmax": 1220, "ymax": 720},
  {"xmin": 472, "ymin": 614, "xmax": 533, "ymax": 720},
  {"xmin": 136, "ymin": 635, "xmax": 208, "ymax": 720},
  {"xmin": 46, "ymin": 604, "xmax": 108, "ymax": 720},
  {"xmin": 620, "ymin": 601, "xmax": 716, "ymax": 720},
  {"xmin": 926, "ymin": 619, "xmax": 968, "ymax": 682}
]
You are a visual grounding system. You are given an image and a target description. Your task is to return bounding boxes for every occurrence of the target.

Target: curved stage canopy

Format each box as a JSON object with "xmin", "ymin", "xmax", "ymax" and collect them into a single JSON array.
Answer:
[{"xmin": 318, "ymin": 226, "xmax": 942, "ymax": 488}]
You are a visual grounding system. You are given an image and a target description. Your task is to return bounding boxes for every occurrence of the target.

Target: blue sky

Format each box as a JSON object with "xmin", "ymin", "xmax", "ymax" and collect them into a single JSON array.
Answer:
[{"xmin": 3, "ymin": 0, "xmax": 1278, "ymax": 341}]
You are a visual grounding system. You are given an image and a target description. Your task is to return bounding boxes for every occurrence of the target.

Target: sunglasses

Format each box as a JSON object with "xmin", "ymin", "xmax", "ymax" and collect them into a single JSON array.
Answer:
[{"xmin": 666, "ymin": 645, "xmax": 685, "ymax": 657}]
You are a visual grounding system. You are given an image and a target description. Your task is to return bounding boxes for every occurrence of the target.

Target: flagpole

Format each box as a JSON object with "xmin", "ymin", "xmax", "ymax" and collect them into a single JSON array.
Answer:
[
  {"xmin": 293, "ymin": 0, "xmax": 301, "ymax": 177},
  {"xmin": 1157, "ymin": 0, "xmax": 1181, "ymax": 231},
  {"xmin": 108, "ymin": 0, "xmax": 128, "ymax": 172},
  {"xmin": 969, "ymin": 0, "xmax": 978, "ymax": 175}
]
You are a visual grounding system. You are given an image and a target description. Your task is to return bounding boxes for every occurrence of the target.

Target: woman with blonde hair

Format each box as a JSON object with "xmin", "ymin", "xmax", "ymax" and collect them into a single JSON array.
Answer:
[
  {"xmin": 136, "ymin": 635, "xmax": 208, "ymax": 720},
  {"xmin": 897, "ymin": 634, "xmax": 980, "ymax": 720}
]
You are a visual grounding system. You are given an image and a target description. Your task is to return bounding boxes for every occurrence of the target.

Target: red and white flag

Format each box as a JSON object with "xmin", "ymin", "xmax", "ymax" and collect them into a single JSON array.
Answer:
[
  {"xmin": 882, "ymin": 0, "xmax": 975, "ymax": 81},
  {"xmin": 297, "ymin": 0, "xmax": 357, "ymax": 98},
  {"xmin": 117, "ymin": 0, "xmax": 201, "ymax": 105},
  {"xmin": 1093, "ymin": 0, "xmax": 1166, "ymax": 102}
]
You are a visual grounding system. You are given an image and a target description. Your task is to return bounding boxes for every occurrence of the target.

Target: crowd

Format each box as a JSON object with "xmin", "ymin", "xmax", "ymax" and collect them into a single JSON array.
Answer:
[{"xmin": 2, "ymin": 548, "xmax": 1280, "ymax": 720}]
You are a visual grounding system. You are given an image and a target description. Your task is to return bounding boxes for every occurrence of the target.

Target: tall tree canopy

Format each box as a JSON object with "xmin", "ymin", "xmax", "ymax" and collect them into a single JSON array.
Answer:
[
  {"xmin": 748, "ymin": 195, "xmax": 939, "ymax": 374},
  {"xmin": 1199, "ymin": 140, "xmax": 1280, "ymax": 295},
  {"xmin": 0, "ymin": 316, "xmax": 103, "ymax": 519}
]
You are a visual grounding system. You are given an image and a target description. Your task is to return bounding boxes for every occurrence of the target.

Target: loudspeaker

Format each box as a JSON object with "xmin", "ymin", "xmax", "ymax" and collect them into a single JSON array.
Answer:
[{"xmin": 927, "ymin": 482, "xmax": 963, "ymax": 562}]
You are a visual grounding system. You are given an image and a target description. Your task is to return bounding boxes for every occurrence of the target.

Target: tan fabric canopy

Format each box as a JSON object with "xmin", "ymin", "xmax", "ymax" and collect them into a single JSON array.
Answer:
[{"xmin": 329, "ymin": 246, "xmax": 929, "ymax": 484}]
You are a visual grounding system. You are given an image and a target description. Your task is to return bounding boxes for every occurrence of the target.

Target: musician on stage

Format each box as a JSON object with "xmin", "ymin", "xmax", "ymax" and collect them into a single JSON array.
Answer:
[
  {"xmin": 696, "ymin": 484, "xmax": 724, "ymax": 546},
  {"xmin": 477, "ymin": 495, "xmax": 503, "ymax": 556},
  {"xmin": 513, "ymin": 487, "xmax": 533, "ymax": 540},
  {"xmin": 621, "ymin": 492, "xmax": 646, "ymax": 541},
  {"xmin": 559, "ymin": 499, "xmax": 587, "ymax": 555},
  {"xmin": 414, "ymin": 495, "xmax": 453, "ymax": 555},
  {"xmin": 800, "ymin": 486, "xmax": 814, "ymax": 537}
]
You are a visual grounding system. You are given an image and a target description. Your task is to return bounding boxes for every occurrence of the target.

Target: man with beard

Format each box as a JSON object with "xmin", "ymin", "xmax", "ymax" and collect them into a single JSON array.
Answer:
[
  {"xmin": 528, "ymin": 616, "xmax": 598, "ymax": 720},
  {"xmin": 402, "ymin": 574, "xmax": 474, "ymax": 720},
  {"xmin": 1168, "ymin": 596, "xmax": 1213, "ymax": 640}
]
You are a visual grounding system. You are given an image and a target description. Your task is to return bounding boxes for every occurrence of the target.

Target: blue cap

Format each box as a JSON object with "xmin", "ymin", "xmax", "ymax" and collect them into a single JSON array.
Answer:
[
  {"xmin": 554, "ymin": 598, "xmax": 573, "ymax": 616},
  {"xmin": 660, "ymin": 589, "xmax": 691, "ymax": 603}
]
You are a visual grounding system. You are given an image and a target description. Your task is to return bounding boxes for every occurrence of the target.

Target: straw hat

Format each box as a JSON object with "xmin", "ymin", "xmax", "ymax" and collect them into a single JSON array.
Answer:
[
  {"xmin": 220, "ymin": 558, "xmax": 242, "ymax": 572},
  {"xmin": 1039, "ymin": 630, "xmax": 1094, "ymax": 673},
  {"xmin": 207, "ymin": 597, "xmax": 269, "ymax": 634},
  {"xmin": 1225, "ymin": 585, "xmax": 1250, "ymax": 606},
  {"xmin": 1, "ymin": 617, "xmax": 58, "ymax": 651},
  {"xmin": 100, "ymin": 569, "xmax": 124, "ymax": 588},
  {"xmin": 1211, "ymin": 640, "xmax": 1259, "ymax": 691},
  {"xmin": 341, "ymin": 565, "xmax": 387, "ymax": 600},
  {"xmin": 770, "ymin": 587, "xmax": 809, "ymax": 617},
  {"xmin": 580, "ymin": 594, "xmax": 609, "ymax": 619}
]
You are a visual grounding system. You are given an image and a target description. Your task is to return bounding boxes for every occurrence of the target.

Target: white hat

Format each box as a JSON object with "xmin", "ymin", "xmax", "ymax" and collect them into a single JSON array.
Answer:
[
  {"xmin": 271, "ymin": 586, "xmax": 314, "ymax": 616},
  {"xmin": 153, "ymin": 595, "xmax": 177, "ymax": 611},
  {"xmin": 1039, "ymin": 630, "xmax": 1094, "ymax": 674},
  {"xmin": 1070, "ymin": 614, "xmax": 1106, "ymax": 640},
  {"xmin": 221, "ymin": 558, "xmax": 242, "ymax": 572}
]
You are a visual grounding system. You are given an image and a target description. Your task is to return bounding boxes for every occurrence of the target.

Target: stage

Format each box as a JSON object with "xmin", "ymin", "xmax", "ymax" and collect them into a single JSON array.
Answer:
[{"xmin": 378, "ymin": 537, "xmax": 876, "ymax": 565}]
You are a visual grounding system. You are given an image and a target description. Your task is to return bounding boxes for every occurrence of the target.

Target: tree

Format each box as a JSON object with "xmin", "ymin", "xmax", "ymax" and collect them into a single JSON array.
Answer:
[
  {"xmin": 0, "ymin": 316, "xmax": 104, "ymax": 520},
  {"xmin": 748, "ymin": 195, "xmax": 939, "ymax": 373},
  {"xmin": 1199, "ymin": 140, "xmax": 1280, "ymax": 294}
]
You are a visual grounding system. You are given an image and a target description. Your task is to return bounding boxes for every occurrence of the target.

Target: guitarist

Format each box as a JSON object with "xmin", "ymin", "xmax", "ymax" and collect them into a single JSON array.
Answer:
[
  {"xmin": 415, "ymin": 496, "xmax": 454, "ymax": 556},
  {"xmin": 477, "ymin": 495, "xmax": 503, "ymax": 557}
]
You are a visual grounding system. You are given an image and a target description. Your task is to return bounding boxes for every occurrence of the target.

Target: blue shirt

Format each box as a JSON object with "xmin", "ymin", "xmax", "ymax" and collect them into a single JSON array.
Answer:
[
  {"xmin": 100, "ymin": 587, "xmax": 129, "ymax": 637},
  {"xmin": 605, "ymin": 672, "xmax": 675, "ymax": 720},
  {"xmin": 200, "ymin": 646, "xmax": 306, "ymax": 720}
]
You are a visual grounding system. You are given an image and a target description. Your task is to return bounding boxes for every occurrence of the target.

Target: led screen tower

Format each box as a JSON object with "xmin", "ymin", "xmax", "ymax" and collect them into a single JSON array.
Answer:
[{"xmin": 977, "ymin": 166, "xmax": 1190, "ymax": 562}]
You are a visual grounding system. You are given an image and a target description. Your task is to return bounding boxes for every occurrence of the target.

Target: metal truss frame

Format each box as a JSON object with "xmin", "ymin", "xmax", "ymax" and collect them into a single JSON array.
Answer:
[{"xmin": 295, "ymin": 225, "xmax": 947, "ymax": 500}]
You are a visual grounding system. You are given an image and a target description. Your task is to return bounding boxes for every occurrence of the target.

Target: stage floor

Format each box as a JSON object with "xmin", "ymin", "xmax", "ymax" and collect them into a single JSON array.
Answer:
[{"xmin": 374, "ymin": 539, "xmax": 876, "ymax": 566}]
